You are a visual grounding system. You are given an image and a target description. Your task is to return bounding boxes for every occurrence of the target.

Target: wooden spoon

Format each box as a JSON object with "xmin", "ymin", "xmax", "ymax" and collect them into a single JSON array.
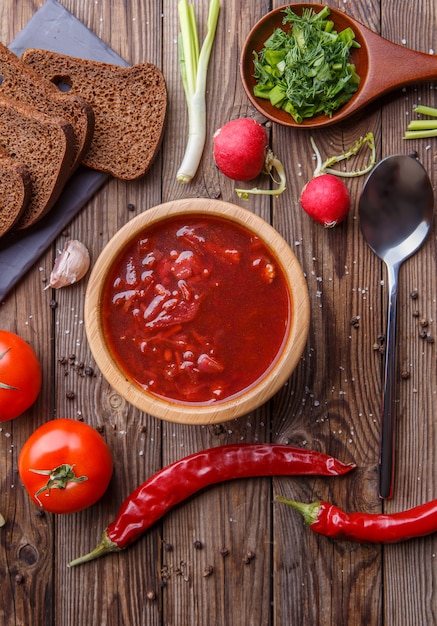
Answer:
[{"xmin": 240, "ymin": 3, "xmax": 437, "ymax": 128}]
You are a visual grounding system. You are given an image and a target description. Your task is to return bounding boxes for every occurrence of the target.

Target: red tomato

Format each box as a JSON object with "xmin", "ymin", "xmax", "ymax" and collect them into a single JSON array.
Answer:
[
  {"xmin": 18, "ymin": 418, "xmax": 113, "ymax": 514},
  {"xmin": 0, "ymin": 330, "xmax": 42, "ymax": 421}
]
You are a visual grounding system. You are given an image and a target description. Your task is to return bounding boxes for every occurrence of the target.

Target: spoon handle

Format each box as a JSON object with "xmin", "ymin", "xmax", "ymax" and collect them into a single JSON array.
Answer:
[
  {"xmin": 379, "ymin": 261, "xmax": 400, "ymax": 499},
  {"xmin": 346, "ymin": 24, "xmax": 437, "ymax": 123}
]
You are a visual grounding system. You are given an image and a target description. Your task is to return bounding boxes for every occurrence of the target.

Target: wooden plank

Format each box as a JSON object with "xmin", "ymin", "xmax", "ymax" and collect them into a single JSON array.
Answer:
[
  {"xmin": 270, "ymin": 0, "xmax": 385, "ymax": 621},
  {"xmin": 159, "ymin": 1, "xmax": 274, "ymax": 623},
  {"xmin": 381, "ymin": 0, "xmax": 437, "ymax": 624},
  {"xmin": 50, "ymin": 0, "xmax": 165, "ymax": 622}
]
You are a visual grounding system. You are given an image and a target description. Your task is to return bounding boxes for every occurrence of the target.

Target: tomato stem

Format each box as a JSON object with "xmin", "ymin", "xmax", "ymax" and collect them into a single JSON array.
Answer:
[
  {"xmin": 30, "ymin": 464, "xmax": 88, "ymax": 506},
  {"xmin": 0, "ymin": 381, "xmax": 18, "ymax": 390},
  {"xmin": 0, "ymin": 347, "xmax": 11, "ymax": 360},
  {"xmin": 0, "ymin": 347, "xmax": 18, "ymax": 390}
]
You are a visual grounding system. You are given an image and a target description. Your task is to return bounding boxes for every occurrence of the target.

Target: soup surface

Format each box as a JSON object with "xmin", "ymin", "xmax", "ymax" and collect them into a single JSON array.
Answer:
[{"xmin": 102, "ymin": 215, "xmax": 291, "ymax": 403}]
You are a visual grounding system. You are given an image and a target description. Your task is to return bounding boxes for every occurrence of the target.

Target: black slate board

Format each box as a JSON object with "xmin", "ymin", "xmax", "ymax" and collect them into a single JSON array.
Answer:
[{"xmin": 0, "ymin": 0, "xmax": 129, "ymax": 302}]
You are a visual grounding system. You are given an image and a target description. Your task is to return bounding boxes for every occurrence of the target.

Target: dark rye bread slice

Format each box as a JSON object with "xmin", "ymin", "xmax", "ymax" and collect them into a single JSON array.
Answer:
[
  {"xmin": 0, "ymin": 149, "xmax": 32, "ymax": 236},
  {"xmin": 0, "ymin": 42, "xmax": 94, "ymax": 174},
  {"xmin": 0, "ymin": 95, "xmax": 76, "ymax": 230},
  {"xmin": 21, "ymin": 49, "xmax": 167, "ymax": 181}
]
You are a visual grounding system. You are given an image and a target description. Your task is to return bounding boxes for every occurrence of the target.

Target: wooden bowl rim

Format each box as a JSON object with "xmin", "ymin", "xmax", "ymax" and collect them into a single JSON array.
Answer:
[{"xmin": 84, "ymin": 198, "xmax": 310, "ymax": 424}]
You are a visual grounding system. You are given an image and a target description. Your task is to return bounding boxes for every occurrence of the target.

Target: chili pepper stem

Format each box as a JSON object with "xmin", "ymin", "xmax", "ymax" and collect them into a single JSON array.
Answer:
[
  {"xmin": 275, "ymin": 496, "xmax": 321, "ymax": 526},
  {"xmin": 68, "ymin": 531, "xmax": 120, "ymax": 567}
]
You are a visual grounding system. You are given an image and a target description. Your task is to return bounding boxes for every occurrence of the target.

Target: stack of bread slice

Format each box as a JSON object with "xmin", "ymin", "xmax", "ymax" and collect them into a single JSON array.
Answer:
[{"xmin": 0, "ymin": 44, "xmax": 167, "ymax": 237}]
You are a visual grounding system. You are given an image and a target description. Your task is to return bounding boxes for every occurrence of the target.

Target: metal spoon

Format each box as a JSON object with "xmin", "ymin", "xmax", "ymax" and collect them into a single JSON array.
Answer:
[
  {"xmin": 241, "ymin": 4, "xmax": 437, "ymax": 128},
  {"xmin": 359, "ymin": 155, "xmax": 434, "ymax": 499}
]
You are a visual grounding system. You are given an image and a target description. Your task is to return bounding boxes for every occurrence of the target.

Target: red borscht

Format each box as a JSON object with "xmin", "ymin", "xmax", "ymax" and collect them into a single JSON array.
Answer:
[{"xmin": 102, "ymin": 215, "xmax": 291, "ymax": 404}]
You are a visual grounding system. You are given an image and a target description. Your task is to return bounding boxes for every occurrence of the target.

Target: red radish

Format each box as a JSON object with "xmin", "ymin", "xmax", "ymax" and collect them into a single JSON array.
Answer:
[
  {"xmin": 213, "ymin": 118, "xmax": 267, "ymax": 180},
  {"xmin": 300, "ymin": 173, "xmax": 351, "ymax": 227},
  {"xmin": 300, "ymin": 134, "xmax": 376, "ymax": 227},
  {"xmin": 213, "ymin": 118, "xmax": 286, "ymax": 197}
]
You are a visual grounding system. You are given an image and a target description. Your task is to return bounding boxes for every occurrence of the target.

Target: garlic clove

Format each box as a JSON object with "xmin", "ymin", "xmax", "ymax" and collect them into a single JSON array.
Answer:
[{"xmin": 49, "ymin": 239, "xmax": 91, "ymax": 289}]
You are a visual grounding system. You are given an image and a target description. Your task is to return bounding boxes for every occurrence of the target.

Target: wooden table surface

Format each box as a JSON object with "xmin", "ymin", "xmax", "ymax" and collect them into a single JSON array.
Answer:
[{"xmin": 1, "ymin": 0, "xmax": 436, "ymax": 624}]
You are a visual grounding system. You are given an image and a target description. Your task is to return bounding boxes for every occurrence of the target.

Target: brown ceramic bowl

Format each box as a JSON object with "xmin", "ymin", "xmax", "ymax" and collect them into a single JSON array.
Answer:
[
  {"xmin": 84, "ymin": 198, "xmax": 310, "ymax": 424},
  {"xmin": 240, "ymin": 3, "xmax": 367, "ymax": 128}
]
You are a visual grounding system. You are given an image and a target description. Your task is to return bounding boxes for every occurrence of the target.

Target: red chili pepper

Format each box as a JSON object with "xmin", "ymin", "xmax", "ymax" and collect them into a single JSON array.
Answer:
[
  {"xmin": 68, "ymin": 444, "xmax": 355, "ymax": 566},
  {"xmin": 277, "ymin": 497, "xmax": 437, "ymax": 543}
]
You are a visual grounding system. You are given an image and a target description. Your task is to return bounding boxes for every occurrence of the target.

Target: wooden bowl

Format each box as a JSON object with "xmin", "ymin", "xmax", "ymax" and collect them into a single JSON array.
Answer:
[
  {"xmin": 240, "ymin": 3, "xmax": 367, "ymax": 128},
  {"xmin": 241, "ymin": 4, "xmax": 437, "ymax": 128},
  {"xmin": 85, "ymin": 198, "xmax": 310, "ymax": 424}
]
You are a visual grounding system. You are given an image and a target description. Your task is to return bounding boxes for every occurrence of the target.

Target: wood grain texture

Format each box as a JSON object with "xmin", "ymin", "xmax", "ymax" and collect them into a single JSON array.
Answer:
[{"xmin": 1, "ymin": 0, "xmax": 436, "ymax": 624}]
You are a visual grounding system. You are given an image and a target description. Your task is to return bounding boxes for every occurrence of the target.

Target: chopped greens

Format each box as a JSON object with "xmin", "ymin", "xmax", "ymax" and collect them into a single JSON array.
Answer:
[{"xmin": 252, "ymin": 6, "xmax": 361, "ymax": 123}]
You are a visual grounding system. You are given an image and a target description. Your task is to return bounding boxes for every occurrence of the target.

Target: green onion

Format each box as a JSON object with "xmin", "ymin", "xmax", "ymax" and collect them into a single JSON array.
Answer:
[
  {"xmin": 177, "ymin": 0, "xmax": 220, "ymax": 183},
  {"xmin": 404, "ymin": 129, "xmax": 437, "ymax": 139},
  {"xmin": 404, "ymin": 104, "xmax": 437, "ymax": 139},
  {"xmin": 411, "ymin": 104, "xmax": 437, "ymax": 118},
  {"xmin": 408, "ymin": 120, "xmax": 437, "ymax": 130}
]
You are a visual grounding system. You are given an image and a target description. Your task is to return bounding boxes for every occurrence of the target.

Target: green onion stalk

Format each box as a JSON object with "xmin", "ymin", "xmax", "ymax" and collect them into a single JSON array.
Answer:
[
  {"xmin": 177, "ymin": 0, "xmax": 220, "ymax": 183},
  {"xmin": 404, "ymin": 104, "xmax": 437, "ymax": 139}
]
